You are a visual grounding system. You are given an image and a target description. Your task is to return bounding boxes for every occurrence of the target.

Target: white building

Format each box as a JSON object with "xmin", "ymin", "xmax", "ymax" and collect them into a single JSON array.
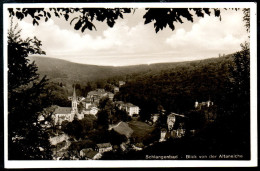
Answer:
[
  {"xmin": 126, "ymin": 103, "xmax": 140, "ymax": 117},
  {"xmin": 84, "ymin": 106, "xmax": 99, "ymax": 116},
  {"xmin": 159, "ymin": 129, "xmax": 167, "ymax": 142},
  {"xmin": 167, "ymin": 113, "xmax": 176, "ymax": 131},
  {"xmin": 115, "ymin": 101, "xmax": 140, "ymax": 117}
]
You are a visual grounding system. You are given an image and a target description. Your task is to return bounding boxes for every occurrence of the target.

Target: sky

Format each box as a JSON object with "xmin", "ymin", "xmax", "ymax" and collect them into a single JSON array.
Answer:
[{"xmin": 15, "ymin": 8, "xmax": 249, "ymax": 66}]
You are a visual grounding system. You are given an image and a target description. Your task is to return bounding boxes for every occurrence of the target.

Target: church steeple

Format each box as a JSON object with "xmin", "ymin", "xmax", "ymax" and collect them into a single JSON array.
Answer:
[
  {"xmin": 72, "ymin": 85, "xmax": 77, "ymax": 101},
  {"xmin": 72, "ymin": 86, "xmax": 78, "ymax": 113}
]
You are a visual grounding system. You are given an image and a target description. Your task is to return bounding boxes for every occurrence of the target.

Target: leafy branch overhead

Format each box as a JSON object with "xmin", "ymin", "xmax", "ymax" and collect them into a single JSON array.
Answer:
[
  {"xmin": 143, "ymin": 8, "xmax": 222, "ymax": 33},
  {"xmin": 9, "ymin": 7, "xmax": 225, "ymax": 33}
]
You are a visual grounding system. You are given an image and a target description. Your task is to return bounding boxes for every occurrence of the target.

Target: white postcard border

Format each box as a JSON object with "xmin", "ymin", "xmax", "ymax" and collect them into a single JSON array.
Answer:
[{"xmin": 3, "ymin": 2, "xmax": 257, "ymax": 168}]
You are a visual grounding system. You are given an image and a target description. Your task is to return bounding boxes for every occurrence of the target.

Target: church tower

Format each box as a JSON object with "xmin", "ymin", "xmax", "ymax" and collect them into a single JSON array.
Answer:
[{"xmin": 71, "ymin": 86, "xmax": 78, "ymax": 113}]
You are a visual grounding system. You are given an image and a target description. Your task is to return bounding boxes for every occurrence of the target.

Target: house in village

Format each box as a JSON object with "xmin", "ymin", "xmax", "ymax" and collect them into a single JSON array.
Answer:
[
  {"xmin": 167, "ymin": 113, "xmax": 186, "ymax": 131},
  {"xmin": 119, "ymin": 81, "xmax": 126, "ymax": 87},
  {"xmin": 96, "ymin": 143, "xmax": 113, "ymax": 153},
  {"xmin": 167, "ymin": 113, "xmax": 176, "ymax": 131},
  {"xmin": 160, "ymin": 113, "xmax": 187, "ymax": 142},
  {"xmin": 114, "ymin": 86, "xmax": 119, "ymax": 94},
  {"xmin": 107, "ymin": 92, "xmax": 114, "ymax": 100},
  {"xmin": 49, "ymin": 133, "xmax": 69, "ymax": 146},
  {"xmin": 132, "ymin": 143, "xmax": 144, "ymax": 151},
  {"xmin": 160, "ymin": 128, "xmax": 186, "ymax": 142},
  {"xmin": 87, "ymin": 89, "xmax": 107, "ymax": 102},
  {"xmin": 82, "ymin": 98, "xmax": 92, "ymax": 109},
  {"xmin": 120, "ymin": 143, "xmax": 128, "ymax": 152},
  {"xmin": 195, "ymin": 100, "xmax": 216, "ymax": 122},
  {"xmin": 83, "ymin": 105, "xmax": 99, "ymax": 116},
  {"xmin": 125, "ymin": 103, "xmax": 140, "ymax": 117},
  {"xmin": 53, "ymin": 107, "xmax": 74, "ymax": 126},
  {"xmin": 81, "ymin": 99, "xmax": 99, "ymax": 116},
  {"xmin": 159, "ymin": 128, "xmax": 167, "ymax": 142},
  {"xmin": 69, "ymin": 150, "xmax": 80, "ymax": 160},
  {"xmin": 87, "ymin": 89, "xmax": 114, "ymax": 103},
  {"xmin": 195, "ymin": 100, "xmax": 214, "ymax": 109},
  {"xmin": 115, "ymin": 101, "xmax": 140, "ymax": 117},
  {"xmin": 151, "ymin": 113, "xmax": 160, "ymax": 124},
  {"xmin": 176, "ymin": 127, "xmax": 186, "ymax": 138},
  {"xmin": 80, "ymin": 148, "xmax": 101, "ymax": 160}
]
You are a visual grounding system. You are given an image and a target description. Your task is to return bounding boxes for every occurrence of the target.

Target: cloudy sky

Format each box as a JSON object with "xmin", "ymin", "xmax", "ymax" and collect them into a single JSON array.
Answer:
[{"xmin": 16, "ymin": 8, "xmax": 249, "ymax": 66}]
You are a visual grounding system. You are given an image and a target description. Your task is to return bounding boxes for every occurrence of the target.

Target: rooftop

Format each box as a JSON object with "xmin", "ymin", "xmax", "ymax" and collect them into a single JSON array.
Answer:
[
  {"xmin": 112, "ymin": 122, "xmax": 134, "ymax": 138},
  {"xmin": 83, "ymin": 150, "xmax": 99, "ymax": 159},
  {"xmin": 88, "ymin": 89, "xmax": 107, "ymax": 97},
  {"xmin": 135, "ymin": 142, "xmax": 144, "ymax": 148},
  {"xmin": 54, "ymin": 107, "xmax": 72, "ymax": 114},
  {"xmin": 81, "ymin": 148, "xmax": 93, "ymax": 153},
  {"xmin": 97, "ymin": 143, "xmax": 112, "ymax": 148},
  {"xmin": 168, "ymin": 113, "xmax": 185, "ymax": 118}
]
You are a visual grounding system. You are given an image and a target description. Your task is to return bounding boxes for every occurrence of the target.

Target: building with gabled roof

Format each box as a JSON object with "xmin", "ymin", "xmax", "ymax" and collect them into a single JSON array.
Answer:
[
  {"xmin": 132, "ymin": 142, "xmax": 144, "ymax": 151},
  {"xmin": 109, "ymin": 121, "xmax": 134, "ymax": 138},
  {"xmin": 53, "ymin": 107, "xmax": 75, "ymax": 125},
  {"xmin": 80, "ymin": 148, "xmax": 101, "ymax": 160},
  {"xmin": 96, "ymin": 143, "xmax": 113, "ymax": 153},
  {"xmin": 115, "ymin": 101, "xmax": 140, "ymax": 117}
]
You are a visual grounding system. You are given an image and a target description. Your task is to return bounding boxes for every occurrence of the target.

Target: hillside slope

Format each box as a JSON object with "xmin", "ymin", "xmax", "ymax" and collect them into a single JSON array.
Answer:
[
  {"xmin": 30, "ymin": 56, "xmax": 232, "ymax": 86},
  {"xmin": 114, "ymin": 55, "xmax": 234, "ymax": 120},
  {"xmin": 29, "ymin": 56, "xmax": 140, "ymax": 84}
]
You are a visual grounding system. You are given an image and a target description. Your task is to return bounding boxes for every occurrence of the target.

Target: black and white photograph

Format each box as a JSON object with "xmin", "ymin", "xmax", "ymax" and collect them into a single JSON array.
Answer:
[{"xmin": 3, "ymin": 2, "xmax": 257, "ymax": 168}]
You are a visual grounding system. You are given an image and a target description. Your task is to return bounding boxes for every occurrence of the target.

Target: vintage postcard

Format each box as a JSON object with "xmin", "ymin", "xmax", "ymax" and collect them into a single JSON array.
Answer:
[{"xmin": 3, "ymin": 2, "xmax": 257, "ymax": 168}]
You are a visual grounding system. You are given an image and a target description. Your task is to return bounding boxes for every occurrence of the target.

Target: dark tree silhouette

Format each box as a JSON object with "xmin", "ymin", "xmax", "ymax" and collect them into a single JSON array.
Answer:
[
  {"xmin": 8, "ymin": 19, "xmax": 45, "ymax": 92},
  {"xmin": 8, "ymin": 7, "xmax": 224, "ymax": 33},
  {"xmin": 8, "ymin": 20, "xmax": 52, "ymax": 160}
]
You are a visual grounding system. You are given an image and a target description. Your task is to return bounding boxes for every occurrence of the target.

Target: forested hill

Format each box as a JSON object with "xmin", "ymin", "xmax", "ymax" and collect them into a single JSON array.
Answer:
[
  {"xmin": 30, "ymin": 56, "xmax": 199, "ymax": 85},
  {"xmin": 114, "ymin": 55, "xmax": 235, "ymax": 120},
  {"xmin": 30, "ymin": 55, "xmax": 233, "ymax": 86},
  {"xmin": 30, "ymin": 56, "xmax": 143, "ymax": 84}
]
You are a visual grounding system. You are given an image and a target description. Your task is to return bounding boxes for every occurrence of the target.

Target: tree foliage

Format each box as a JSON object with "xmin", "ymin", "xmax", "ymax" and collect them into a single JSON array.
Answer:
[
  {"xmin": 8, "ymin": 7, "xmax": 224, "ymax": 33},
  {"xmin": 114, "ymin": 45, "xmax": 250, "ymax": 157},
  {"xmin": 8, "ymin": 20, "xmax": 53, "ymax": 160},
  {"xmin": 8, "ymin": 19, "xmax": 45, "ymax": 92},
  {"xmin": 115, "ymin": 56, "xmax": 233, "ymax": 121},
  {"xmin": 143, "ymin": 8, "xmax": 221, "ymax": 33},
  {"xmin": 242, "ymin": 8, "xmax": 250, "ymax": 33}
]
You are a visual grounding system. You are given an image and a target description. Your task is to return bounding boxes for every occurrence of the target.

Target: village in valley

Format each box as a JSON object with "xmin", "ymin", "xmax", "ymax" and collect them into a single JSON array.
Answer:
[
  {"xmin": 37, "ymin": 80, "xmax": 216, "ymax": 160},
  {"xmin": 7, "ymin": 5, "xmax": 252, "ymax": 164}
]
